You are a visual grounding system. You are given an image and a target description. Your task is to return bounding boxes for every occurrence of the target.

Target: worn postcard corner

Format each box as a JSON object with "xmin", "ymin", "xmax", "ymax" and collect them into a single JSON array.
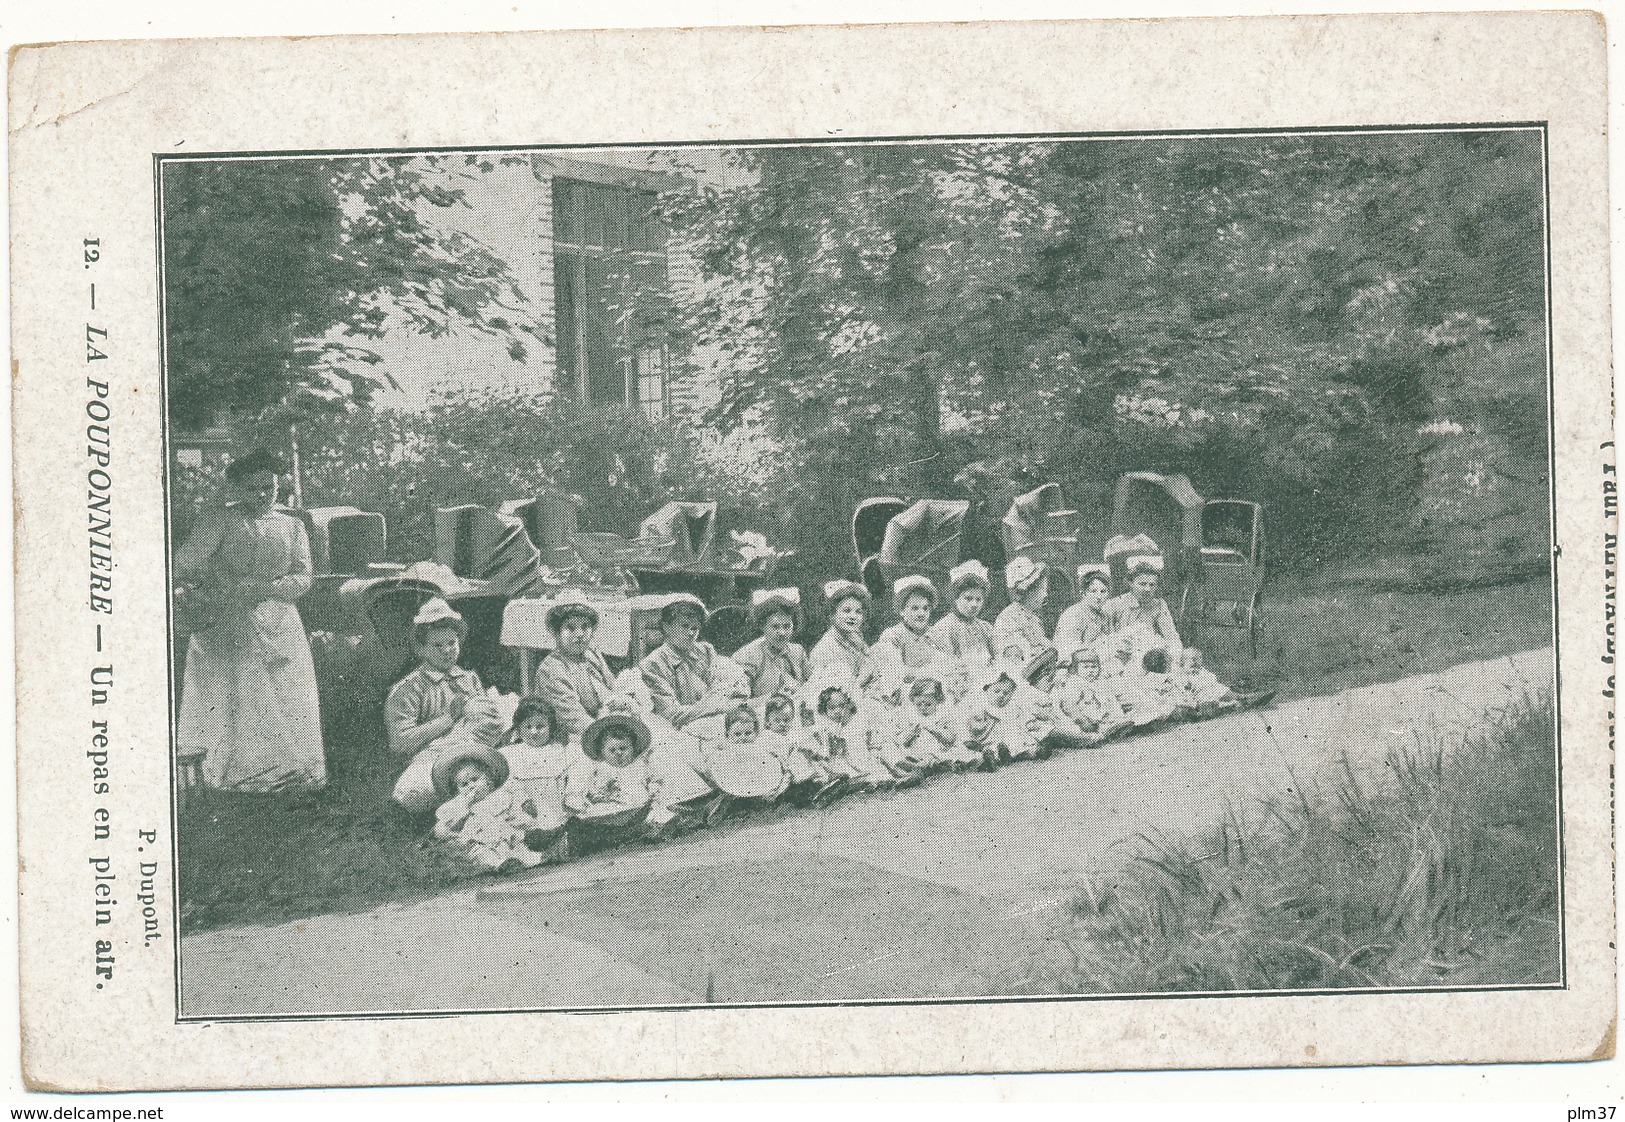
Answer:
[{"xmin": 8, "ymin": 9, "xmax": 1616, "ymax": 1091}]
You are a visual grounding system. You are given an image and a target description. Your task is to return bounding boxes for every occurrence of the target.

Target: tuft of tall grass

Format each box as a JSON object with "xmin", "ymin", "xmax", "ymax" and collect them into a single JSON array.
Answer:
[{"xmin": 1041, "ymin": 694, "xmax": 1560, "ymax": 993}]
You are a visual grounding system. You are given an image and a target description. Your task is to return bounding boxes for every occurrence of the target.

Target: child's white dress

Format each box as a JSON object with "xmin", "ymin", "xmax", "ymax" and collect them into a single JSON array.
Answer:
[
  {"xmin": 499, "ymin": 740, "xmax": 575, "ymax": 830},
  {"xmin": 433, "ymin": 783, "xmax": 548, "ymax": 870},
  {"xmin": 759, "ymin": 728, "xmax": 827, "ymax": 784},
  {"xmin": 1013, "ymin": 680, "xmax": 1058, "ymax": 740},
  {"xmin": 887, "ymin": 706, "xmax": 978, "ymax": 769},
  {"xmin": 1176, "ymin": 666, "xmax": 1238, "ymax": 711},
  {"xmin": 1032, "ymin": 681, "xmax": 1092, "ymax": 741},
  {"xmin": 1056, "ymin": 676, "xmax": 1131, "ymax": 735},
  {"xmin": 609, "ymin": 665, "xmax": 722, "ymax": 820},
  {"xmin": 805, "ymin": 712, "xmax": 894, "ymax": 785},
  {"xmin": 1116, "ymin": 671, "xmax": 1181, "ymax": 726},
  {"xmin": 700, "ymin": 737, "xmax": 791, "ymax": 800},
  {"xmin": 968, "ymin": 694, "xmax": 1044, "ymax": 759},
  {"xmin": 563, "ymin": 754, "xmax": 654, "ymax": 822}
]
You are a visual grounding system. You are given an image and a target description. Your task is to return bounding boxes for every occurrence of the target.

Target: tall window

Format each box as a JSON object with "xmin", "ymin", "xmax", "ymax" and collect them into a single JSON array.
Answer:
[
  {"xmin": 634, "ymin": 348, "xmax": 667, "ymax": 420},
  {"xmin": 552, "ymin": 177, "xmax": 670, "ymax": 415}
]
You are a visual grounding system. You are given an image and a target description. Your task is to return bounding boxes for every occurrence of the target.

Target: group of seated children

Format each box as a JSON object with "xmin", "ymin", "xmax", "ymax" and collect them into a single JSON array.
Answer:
[{"xmin": 394, "ymin": 541, "xmax": 1260, "ymax": 875}]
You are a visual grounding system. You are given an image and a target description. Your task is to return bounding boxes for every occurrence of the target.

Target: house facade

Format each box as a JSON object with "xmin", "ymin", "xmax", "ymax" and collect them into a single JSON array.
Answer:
[
  {"xmin": 368, "ymin": 151, "xmax": 719, "ymax": 422},
  {"xmin": 171, "ymin": 149, "xmax": 746, "ymax": 471}
]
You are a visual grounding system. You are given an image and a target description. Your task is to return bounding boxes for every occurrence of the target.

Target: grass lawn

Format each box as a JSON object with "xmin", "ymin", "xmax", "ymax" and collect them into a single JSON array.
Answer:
[
  {"xmin": 1017, "ymin": 694, "xmax": 1560, "ymax": 992},
  {"xmin": 178, "ymin": 573, "xmax": 1554, "ymax": 935},
  {"xmin": 1198, "ymin": 575, "xmax": 1551, "ymax": 702}
]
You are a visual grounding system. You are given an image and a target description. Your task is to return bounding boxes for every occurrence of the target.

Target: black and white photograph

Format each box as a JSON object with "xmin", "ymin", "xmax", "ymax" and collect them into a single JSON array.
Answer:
[{"xmin": 162, "ymin": 129, "xmax": 1561, "ymax": 1018}]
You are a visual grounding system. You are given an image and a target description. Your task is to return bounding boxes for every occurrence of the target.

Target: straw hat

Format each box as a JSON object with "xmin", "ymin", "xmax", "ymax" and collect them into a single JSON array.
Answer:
[
  {"xmin": 411, "ymin": 597, "xmax": 468, "ymax": 642},
  {"xmin": 430, "ymin": 744, "xmax": 510, "ymax": 803},
  {"xmin": 581, "ymin": 712, "xmax": 653, "ymax": 762},
  {"xmin": 890, "ymin": 573, "xmax": 939, "ymax": 614},
  {"xmin": 947, "ymin": 560, "xmax": 991, "ymax": 597},
  {"xmin": 1023, "ymin": 646, "xmax": 1059, "ymax": 685},
  {"xmin": 545, "ymin": 589, "xmax": 601, "ymax": 634},
  {"xmin": 1126, "ymin": 553, "xmax": 1166, "ymax": 577},
  {"xmin": 748, "ymin": 586, "xmax": 803, "ymax": 632},
  {"xmin": 1004, "ymin": 556, "xmax": 1049, "ymax": 594},
  {"xmin": 822, "ymin": 579, "xmax": 872, "ymax": 611}
]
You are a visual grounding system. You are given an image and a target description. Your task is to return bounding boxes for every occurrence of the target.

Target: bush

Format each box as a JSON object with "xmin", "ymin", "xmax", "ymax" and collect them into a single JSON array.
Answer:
[
  {"xmin": 288, "ymin": 389, "xmax": 794, "ymax": 565},
  {"xmin": 170, "ymin": 458, "xmax": 227, "ymax": 544}
]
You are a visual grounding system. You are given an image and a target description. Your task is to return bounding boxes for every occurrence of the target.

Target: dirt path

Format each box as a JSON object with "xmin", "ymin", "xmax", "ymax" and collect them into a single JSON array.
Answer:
[{"xmin": 180, "ymin": 648, "xmax": 1552, "ymax": 1017}]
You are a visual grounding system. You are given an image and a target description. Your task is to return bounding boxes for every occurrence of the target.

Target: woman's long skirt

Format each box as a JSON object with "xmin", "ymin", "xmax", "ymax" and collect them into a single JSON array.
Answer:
[{"xmin": 177, "ymin": 600, "xmax": 326, "ymax": 792}]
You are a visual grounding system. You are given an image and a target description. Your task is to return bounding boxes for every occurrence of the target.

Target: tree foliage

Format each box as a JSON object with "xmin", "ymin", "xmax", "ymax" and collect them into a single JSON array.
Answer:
[
  {"xmin": 162, "ymin": 155, "xmax": 542, "ymax": 428},
  {"xmin": 666, "ymin": 131, "xmax": 1548, "ymax": 567},
  {"xmin": 167, "ymin": 136, "xmax": 1550, "ymax": 590}
]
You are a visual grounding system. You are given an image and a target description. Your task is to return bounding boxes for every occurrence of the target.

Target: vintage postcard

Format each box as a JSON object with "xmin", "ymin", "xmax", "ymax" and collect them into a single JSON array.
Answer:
[{"xmin": 9, "ymin": 12, "xmax": 1615, "ymax": 1090}]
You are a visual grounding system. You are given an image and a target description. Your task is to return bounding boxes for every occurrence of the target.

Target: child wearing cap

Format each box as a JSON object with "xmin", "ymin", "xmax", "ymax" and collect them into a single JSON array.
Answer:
[
  {"xmin": 928, "ymin": 561, "xmax": 999, "ymax": 687},
  {"xmin": 732, "ymin": 588, "xmax": 812, "ymax": 700},
  {"xmin": 875, "ymin": 575, "xmax": 947, "ymax": 686},
  {"xmin": 387, "ymin": 599, "xmax": 491, "ymax": 815},
  {"xmin": 431, "ymin": 745, "xmax": 557, "ymax": 873}
]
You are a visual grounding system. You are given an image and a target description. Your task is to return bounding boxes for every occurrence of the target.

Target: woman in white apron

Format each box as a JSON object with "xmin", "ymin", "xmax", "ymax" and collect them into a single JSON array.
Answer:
[{"xmin": 175, "ymin": 450, "xmax": 325, "ymax": 793}]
